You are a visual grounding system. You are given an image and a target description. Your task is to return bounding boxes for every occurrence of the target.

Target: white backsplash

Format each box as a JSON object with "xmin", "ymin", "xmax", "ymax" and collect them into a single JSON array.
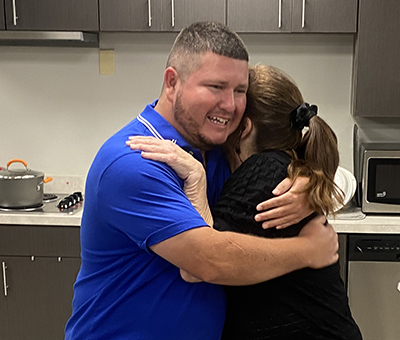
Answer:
[
  {"xmin": 44, "ymin": 175, "xmax": 86, "ymax": 194},
  {"xmin": 1, "ymin": 32, "xmax": 356, "ymax": 176}
]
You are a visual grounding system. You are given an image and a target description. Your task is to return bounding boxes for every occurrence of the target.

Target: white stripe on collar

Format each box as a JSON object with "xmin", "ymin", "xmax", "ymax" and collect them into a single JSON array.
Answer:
[{"xmin": 137, "ymin": 114, "xmax": 177, "ymax": 143}]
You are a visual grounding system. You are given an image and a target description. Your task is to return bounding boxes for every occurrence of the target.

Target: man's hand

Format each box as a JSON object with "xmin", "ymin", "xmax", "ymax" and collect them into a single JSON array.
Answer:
[
  {"xmin": 298, "ymin": 215, "xmax": 339, "ymax": 269},
  {"xmin": 255, "ymin": 176, "xmax": 313, "ymax": 229}
]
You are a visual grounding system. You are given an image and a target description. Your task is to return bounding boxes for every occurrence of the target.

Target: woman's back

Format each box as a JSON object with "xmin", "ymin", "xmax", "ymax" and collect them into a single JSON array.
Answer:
[{"xmin": 213, "ymin": 150, "xmax": 362, "ymax": 340}]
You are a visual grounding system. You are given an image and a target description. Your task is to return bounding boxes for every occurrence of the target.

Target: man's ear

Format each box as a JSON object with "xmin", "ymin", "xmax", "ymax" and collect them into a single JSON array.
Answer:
[
  {"xmin": 164, "ymin": 67, "xmax": 180, "ymax": 103},
  {"xmin": 241, "ymin": 117, "xmax": 253, "ymax": 140}
]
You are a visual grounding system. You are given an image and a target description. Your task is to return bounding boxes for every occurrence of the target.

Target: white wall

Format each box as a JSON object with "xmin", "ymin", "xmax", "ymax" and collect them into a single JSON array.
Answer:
[{"xmin": 0, "ymin": 32, "xmax": 355, "ymax": 178}]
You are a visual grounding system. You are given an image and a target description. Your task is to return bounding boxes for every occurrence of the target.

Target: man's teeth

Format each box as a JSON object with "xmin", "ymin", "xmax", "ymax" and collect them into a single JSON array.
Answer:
[{"xmin": 209, "ymin": 116, "xmax": 228, "ymax": 125}]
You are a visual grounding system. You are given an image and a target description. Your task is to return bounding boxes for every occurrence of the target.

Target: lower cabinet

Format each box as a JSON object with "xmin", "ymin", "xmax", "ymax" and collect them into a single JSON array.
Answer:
[{"xmin": 0, "ymin": 225, "xmax": 81, "ymax": 340}]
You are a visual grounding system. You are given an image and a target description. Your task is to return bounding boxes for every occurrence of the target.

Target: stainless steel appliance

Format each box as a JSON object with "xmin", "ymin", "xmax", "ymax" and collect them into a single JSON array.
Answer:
[
  {"xmin": 348, "ymin": 234, "xmax": 400, "ymax": 340},
  {"xmin": 355, "ymin": 142, "xmax": 400, "ymax": 214}
]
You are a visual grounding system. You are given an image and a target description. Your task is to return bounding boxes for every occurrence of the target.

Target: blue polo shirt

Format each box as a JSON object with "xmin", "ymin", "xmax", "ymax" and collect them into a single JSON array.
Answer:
[{"xmin": 65, "ymin": 101, "xmax": 231, "ymax": 340}]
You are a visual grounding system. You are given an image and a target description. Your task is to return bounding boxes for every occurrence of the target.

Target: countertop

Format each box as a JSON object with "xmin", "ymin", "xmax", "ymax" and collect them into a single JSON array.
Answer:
[
  {"xmin": 0, "ymin": 209, "xmax": 82, "ymax": 226},
  {"xmin": 1, "ymin": 203, "xmax": 400, "ymax": 233}
]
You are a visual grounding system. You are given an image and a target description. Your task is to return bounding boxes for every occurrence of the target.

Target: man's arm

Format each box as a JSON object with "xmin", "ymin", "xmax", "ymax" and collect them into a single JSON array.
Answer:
[{"xmin": 151, "ymin": 215, "xmax": 338, "ymax": 286}]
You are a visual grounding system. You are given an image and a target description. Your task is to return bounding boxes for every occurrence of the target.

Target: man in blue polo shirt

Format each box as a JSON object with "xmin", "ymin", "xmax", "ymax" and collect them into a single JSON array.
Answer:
[{"xmin": 65, "ymin": 22, "xmax": 339, "ymax": 340}]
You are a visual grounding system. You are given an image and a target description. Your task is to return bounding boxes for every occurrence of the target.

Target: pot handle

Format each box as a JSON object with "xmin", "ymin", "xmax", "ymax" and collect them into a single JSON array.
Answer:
[{"xmin": 6, "ymin": 159, "xmax": 28, "ymax": 169}]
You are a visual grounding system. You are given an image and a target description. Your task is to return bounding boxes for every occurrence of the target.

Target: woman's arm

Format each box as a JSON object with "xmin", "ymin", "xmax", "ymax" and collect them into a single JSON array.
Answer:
[
  {"xmin": 127, "ymin": 136, "xmax": 213, "ymax": 226},
  {"xmin": 126, "ymin": 137, "xmax": 337, "ymax": 285},
  {"xmin": 127, "ymin": 136, "xmax": 312, "ymax": 229},
  {"xmin": 255, "ymin": 177, "xmax": 313, "ymax": 229}
]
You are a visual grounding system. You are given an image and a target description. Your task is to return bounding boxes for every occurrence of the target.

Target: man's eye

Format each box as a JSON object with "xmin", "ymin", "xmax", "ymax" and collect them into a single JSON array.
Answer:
[
  {"xmin": 235, "ymin": 89, "xmax": 247, "ymax": 94},
  {"xmin": 209, "ymin": 85, "xmax": 223, "ymax": 90}
]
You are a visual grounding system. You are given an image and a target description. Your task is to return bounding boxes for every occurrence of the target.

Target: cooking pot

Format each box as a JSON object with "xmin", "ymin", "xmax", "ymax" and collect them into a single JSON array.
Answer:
[{"xmin": 0, "ymin": 159, "xmax": 53, "ymax": 208}]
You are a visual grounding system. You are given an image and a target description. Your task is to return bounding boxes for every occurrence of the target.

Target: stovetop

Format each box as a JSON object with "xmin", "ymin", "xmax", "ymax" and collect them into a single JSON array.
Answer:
[{"xmin": 0, "ymin": 192, "xmax": 84, "ymax": 215}]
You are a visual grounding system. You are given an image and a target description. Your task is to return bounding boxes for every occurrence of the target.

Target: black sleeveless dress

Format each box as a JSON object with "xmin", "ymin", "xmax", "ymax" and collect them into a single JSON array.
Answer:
[{"xmin": 212, "ymin": 150, "xmax": 362, "ymax": 340}]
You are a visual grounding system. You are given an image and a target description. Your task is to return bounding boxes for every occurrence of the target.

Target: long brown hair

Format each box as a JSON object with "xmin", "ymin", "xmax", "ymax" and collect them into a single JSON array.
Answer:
[{"xmin": 232, "ymin": 65, "xmax": 343, "ymax": 215}]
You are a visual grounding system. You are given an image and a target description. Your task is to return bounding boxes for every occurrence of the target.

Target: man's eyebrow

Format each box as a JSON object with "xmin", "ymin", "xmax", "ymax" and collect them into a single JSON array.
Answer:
[{"xmin": 236, "ymin": 84, "xmax": 248, "ymax": 90}]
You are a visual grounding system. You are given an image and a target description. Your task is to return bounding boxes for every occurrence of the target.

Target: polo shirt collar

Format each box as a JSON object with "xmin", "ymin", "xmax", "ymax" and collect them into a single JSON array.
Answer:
[{"xmin": 137, "ymin": 100, "xmax": 204, "ymax": 163}]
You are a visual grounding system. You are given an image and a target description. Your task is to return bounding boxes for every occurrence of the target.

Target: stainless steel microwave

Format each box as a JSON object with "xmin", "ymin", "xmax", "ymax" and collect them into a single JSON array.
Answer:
[{"xmin": 360, "ymin": 144, "xmax": 400, "ymax": 214}]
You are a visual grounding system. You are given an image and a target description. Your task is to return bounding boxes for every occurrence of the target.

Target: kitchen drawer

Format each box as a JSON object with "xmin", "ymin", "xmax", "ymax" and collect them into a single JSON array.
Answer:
[{"xmin": 0, "ymin": 225, "xmax": 80, "ymax": 257}]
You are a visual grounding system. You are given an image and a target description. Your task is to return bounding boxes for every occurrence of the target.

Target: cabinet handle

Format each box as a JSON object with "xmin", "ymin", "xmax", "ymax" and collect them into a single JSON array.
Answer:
[
  {"xmin": 302, "ymin": 0, "xmax": 306, "ymax": 28},
  {"xmin": 12, "ymin": 0, "xmax": 18, "ymax": 26},
  {"xmin": 2, "ymin": 262, "xmax": 8, "ymax": 297},
  {"xmin": 278, "ymin": 0, "xmax": 282, "ymax": 28},
  {"xmin": 148, "ymin": 0, "xmax": 152, "ymax": 27},
  {"xmin": 171, "ymin": 0, "xmax": 175, "ymax": 28}
]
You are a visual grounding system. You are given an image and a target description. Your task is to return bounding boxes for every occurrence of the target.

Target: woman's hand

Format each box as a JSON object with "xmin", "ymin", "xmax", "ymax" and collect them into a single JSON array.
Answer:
[
  {"xmin": 254, "ymin": 176, "xmax": 313, "ymax": 229},
  {"xmin": 126, "ymin": 136, "xmax": 213, "ymax": 226}
]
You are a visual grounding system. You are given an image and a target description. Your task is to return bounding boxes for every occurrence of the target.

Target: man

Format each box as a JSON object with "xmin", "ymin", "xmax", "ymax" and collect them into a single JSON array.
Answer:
[{"xmin": 65, "ymin": 22, "xmax": 338, "ymax": 340}]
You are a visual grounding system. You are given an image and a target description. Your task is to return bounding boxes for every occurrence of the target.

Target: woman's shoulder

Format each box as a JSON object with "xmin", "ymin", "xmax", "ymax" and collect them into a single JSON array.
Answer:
[{"xmin": 236, "ymin": 149, "xmax": 291, "ymax": 175}]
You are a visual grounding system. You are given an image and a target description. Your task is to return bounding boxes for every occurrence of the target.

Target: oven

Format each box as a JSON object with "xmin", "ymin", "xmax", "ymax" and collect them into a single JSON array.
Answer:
[{"xmin": 347, "ymin": 234, "xmax": 400, "ymax": 340}]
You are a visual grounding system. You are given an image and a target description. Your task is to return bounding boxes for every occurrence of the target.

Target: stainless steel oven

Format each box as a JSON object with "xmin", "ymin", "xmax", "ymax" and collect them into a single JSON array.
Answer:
[{"xmin": 348, "ymin": 234, "xmax": 400, "ymax": 340}]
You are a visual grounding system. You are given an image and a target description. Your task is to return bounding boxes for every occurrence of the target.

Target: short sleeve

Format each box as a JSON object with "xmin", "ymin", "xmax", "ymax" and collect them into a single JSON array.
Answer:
[{"xmin": 97, "ymin": 152, "xmax": 209, "ymax": 252}]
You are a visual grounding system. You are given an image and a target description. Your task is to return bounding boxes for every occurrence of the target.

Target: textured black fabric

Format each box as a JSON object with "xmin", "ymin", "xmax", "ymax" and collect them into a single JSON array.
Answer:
[{"xmin": 212, "ymin": 150, "xmax": 362, "ymax": 340}]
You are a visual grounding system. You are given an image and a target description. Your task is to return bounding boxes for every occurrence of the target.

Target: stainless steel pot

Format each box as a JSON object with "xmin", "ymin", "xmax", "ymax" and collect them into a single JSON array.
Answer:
[{"xmin": 0, "ymin": 159, "xmax": 53, "ymax": 208}]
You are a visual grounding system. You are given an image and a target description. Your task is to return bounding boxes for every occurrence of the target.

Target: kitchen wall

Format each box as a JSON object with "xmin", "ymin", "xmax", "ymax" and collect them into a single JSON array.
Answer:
[{"xmin": 0, "ymin": 32, "xmax": 355, "ymax": 180}]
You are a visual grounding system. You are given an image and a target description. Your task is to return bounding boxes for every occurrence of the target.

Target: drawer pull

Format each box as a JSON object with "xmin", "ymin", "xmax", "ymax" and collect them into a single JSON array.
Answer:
[{"xmin": 2, "ymin": 262, "xmax": 8, "ymax": 297}]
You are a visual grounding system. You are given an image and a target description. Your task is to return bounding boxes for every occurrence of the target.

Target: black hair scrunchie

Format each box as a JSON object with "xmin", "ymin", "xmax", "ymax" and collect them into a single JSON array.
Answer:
[{"xmin": 290, "ymin": 103, "xmax": 318, "ymax": 130}]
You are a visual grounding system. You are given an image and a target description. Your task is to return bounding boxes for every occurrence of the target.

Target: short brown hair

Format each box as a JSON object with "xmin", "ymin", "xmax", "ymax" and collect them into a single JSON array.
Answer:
[{"xmin": 166, "ymin": 22, "xmax": 249, "ymax": 81}]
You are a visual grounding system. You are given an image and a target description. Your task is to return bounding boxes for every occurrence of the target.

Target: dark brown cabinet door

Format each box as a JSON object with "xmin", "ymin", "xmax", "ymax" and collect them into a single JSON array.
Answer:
[
  {"xmin": 100, "ymin": 0, "xmax": 163, "ymax": 31},
  {"xmin": 0, "ymin": 0, "xmax": 5, "ymax": 30},
  {"xmin": 0, "ymin": 256, "xmax": 80, "ymax": 340},
  {"xmin": 164, "ymin": 0, "xmax": 226, "ymax": 32},
  {"xmin": 227, "ymin": 0, "xmax": 292, "ymax": 33},
  {"xmin": 100, "ymin": 0, "xmax": 225, "ymax": 32},
  {"xmin": 292, "ymin": 0, "xmax": 358, "ymax": 33},
  {"xmin": 353, "ymin": 0, "xmax": 400, "ymax": 117},
  {"xmin": 4, "ymin": 0, "xmax": 99, "ymax": 31}
]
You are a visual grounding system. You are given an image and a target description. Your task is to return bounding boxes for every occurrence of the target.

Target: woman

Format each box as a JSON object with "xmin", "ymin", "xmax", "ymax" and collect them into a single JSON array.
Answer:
[{"xmin": 128, "ymin": 65, "xmax": 362, "ymax": 339}]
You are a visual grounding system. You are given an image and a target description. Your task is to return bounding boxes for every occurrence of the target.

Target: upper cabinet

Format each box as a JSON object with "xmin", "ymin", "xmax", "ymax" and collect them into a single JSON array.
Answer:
[
  {"xmin": 0, "ymin": 0, "xmax": 5, "ymax": 30},
  {"xmin": 292, "ymin": 0, "xmax": 358, "ymax": 33},
  {"xmin": 353, "ymin": 0, "xmax": 400, "ymax": 117},
  {"xmin": 228, "ymin": 0, "xmax": 358, "ymax": 33},
  {"xmin": 227, "ymin": 0, "xmax": 292, "ymax": 32},
  {"xmin": 100, "ymin": 0, "xmax": 226, "ymax": 32},
  {"xmin": 166, "ymin": 0, "xmax": 226, "ymax": 32},
  {"xmin": 3, "ymin": 0, "xmax": 99, "ymax": 31},
  {"xmin": 99, "ymin": 0, "xmax": 163, "ymax": 31}
]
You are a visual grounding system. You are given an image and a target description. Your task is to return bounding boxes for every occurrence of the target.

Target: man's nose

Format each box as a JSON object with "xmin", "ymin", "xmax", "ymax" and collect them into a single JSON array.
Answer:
[{"xmin": 219, "ymin": 90, "xmax": 236, "ymax": 112}]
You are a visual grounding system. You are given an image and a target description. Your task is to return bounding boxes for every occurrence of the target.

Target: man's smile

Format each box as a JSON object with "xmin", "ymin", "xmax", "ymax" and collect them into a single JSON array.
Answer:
[{"xmin": 208, "ymin": 116, "xmax": 229, "ymax": 125}]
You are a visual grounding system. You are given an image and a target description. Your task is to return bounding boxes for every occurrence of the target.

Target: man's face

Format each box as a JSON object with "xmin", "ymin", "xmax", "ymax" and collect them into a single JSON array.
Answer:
[{"xmin": 172, "ymin": 52, "xmax": 248, "ymax": 151}]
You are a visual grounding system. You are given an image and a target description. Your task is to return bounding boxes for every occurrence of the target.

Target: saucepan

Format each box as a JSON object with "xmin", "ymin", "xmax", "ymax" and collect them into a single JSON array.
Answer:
[{"xmin": 0, "ymin": 159, "xmax": 53, "ymax": 208}]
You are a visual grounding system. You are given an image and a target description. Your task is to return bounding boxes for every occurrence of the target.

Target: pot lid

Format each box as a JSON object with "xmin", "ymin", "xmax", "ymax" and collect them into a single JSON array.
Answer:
[{"xmin": 0, "ymin": 159, "xmax": 44, "ymax": 179}]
